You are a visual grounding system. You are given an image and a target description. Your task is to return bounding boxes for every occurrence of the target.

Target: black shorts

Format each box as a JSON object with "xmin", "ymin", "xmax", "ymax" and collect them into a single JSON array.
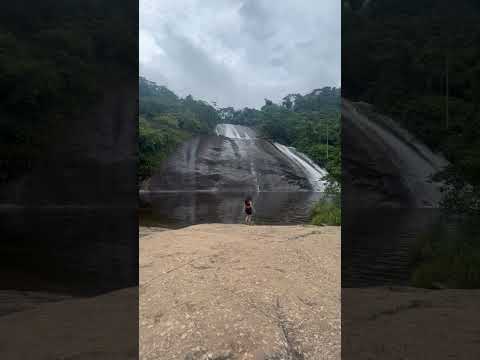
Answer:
[{"xmin": 245, "ymin": 208, "xmax": 252, "ymax": 215}]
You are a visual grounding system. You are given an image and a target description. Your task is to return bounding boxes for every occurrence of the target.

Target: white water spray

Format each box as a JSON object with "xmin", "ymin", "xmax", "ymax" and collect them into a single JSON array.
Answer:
[
  {"xmin": 274, "ymin": 143, "xmax": 327, "ymax": 192},
  {"xmin": 215, "ymin": 124, "xmax": 255, "ymax": 139}
]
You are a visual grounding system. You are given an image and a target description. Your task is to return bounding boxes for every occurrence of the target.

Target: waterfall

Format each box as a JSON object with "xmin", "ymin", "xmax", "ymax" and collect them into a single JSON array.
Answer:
[{"xmin": 274, "ymin": 143, "xmax": 327, "ymax": 192}]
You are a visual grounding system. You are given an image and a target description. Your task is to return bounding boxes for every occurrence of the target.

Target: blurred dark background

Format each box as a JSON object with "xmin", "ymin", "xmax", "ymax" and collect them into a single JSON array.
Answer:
[
  {"xmin": 0, "ymin": 0, "xmax": 137, "ymax": 292},
  {"xmin": 0, "ymin": 1, "xmax": 138, "ymax": 358},
  {"xmin": 342, "ymin": 1, "xmax": 480, "ymax": 358}
]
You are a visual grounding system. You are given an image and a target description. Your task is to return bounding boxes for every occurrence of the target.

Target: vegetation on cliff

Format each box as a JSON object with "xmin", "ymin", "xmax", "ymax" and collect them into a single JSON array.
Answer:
[
  {"xmin": 139, "ymin": 77, "xmax": 341, "ymax": 187},
  {"xmin": 343, "ymin": 0, "xmax": 480, "ymax": 213},
  {"xmin": 138, "ymin": 77, "xmax": 221, "ymax": 181},
  {"xmin": 344, "ymin": 0, "xmax": 480, "ymax": 286},
  {"xmin": 218, "ymin": 87, "xmax": 341, "ymax": 185},
  {"xmin": 1, "ymin": 1, "xmax": 136, "ymax": 183}
]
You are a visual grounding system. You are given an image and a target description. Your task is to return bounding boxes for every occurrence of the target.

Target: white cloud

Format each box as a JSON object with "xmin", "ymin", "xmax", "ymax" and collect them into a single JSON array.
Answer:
[
  {"xmin": 139, "ymin": 29, "xmax": 165, "ymax": 63},
  {"xmin": 139, "ymin": 0, "xmax": 340, "ymax": 109}
]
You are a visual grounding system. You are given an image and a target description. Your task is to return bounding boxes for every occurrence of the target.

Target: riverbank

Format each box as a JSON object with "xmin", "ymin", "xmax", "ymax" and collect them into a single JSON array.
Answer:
[{"xmin": 140, "ymin": 224, "xmax": 341, "ymax": 360}]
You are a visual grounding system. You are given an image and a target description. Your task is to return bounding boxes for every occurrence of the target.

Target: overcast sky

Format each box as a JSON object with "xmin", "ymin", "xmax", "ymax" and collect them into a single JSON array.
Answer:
[{"xmin": 140, "ymin": 0, "xmax": 340, "ymax": 109}]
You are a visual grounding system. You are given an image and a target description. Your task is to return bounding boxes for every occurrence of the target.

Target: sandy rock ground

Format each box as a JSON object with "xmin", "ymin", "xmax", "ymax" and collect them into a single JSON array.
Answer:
[
  {"xmin": 140, "ymin": 226, "xmax": 169, "ymax": 238},
  {"xmin": 342, "ymin": 287, "xmax": 480, "ymax": 359},
  {"xmin": 140, "ymin": 224, "xmax": 341, "ymax": 360},
  {"xmin": 0, "ymin": 288, "xmax": 137, "ymax": 360},
  {"xmin": 1, "ymin": 224, "xmax": 478, "ymax": 359}
]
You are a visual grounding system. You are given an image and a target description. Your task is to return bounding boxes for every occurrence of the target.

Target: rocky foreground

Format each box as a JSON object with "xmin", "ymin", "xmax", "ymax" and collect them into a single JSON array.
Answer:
[
  {"xmin": 0, "ymin": 224, "xmax": 477, "ymax": 359},
  {"xmin": 140, "ymin": 224, "xmax": 341, "ymax": 360}
]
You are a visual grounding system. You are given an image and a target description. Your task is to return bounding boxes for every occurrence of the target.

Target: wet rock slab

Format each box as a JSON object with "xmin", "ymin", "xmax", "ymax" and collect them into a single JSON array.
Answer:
[{"xmin": 140, "ymin": 224, "xmax": 341, "ymax": 360}]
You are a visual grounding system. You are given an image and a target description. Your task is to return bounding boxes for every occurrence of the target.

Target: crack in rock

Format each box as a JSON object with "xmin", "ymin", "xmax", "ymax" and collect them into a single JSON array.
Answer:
[{"xmin": 274, "ymin": 296, "xmax": 305, "ymax": 360}]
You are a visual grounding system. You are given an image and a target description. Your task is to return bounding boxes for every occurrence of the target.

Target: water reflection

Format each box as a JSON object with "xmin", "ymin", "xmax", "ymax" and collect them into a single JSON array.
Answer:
[
  {"xmin": 342, "ymin": 208, "xmax": 442, "ymax": 286},
  {"xmin": 0, "ymin": 207, "xmax": 138, "ymax": 296},
  {"xmin": 139, "ymin": 191, "xmax": 322, "ymax": 228},
  {"xmin": 342, "ymin": 207, "xmax": 480, "ymax": 287}
]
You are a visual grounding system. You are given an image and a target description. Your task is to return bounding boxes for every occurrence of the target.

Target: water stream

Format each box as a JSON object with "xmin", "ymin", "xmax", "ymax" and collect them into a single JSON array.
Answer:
[{"xmin": 273, "ymin": 142, "xmax": 327, "ymax": 192}]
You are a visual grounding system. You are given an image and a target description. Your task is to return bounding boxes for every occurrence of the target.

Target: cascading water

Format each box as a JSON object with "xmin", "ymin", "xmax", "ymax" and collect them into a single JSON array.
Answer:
[
  {"xmin": 213, "ymin": 123, "xmax": 328, "ymax": 192},
  {"xmin": 342, "ymin": 100, "xmax": 448, "ymax": 207},
  {"xmin": 215, "ymin": 124, "xmax": 255, "ymax": 140},
  {"xmin": 273, "ymin": 143, "xmax": 327, "ymax": 192}
]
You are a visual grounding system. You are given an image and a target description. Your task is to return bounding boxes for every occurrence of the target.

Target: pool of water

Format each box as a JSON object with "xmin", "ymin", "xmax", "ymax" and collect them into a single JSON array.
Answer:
[
  {"xmin": 139, "ymin": 191, "xmax": 322, "ymax": 228},
  {"xmin": 0, "ymin": 206, "xmax": 138, "ymax": 296},
  {"xmin": 342, "ymin": 208, "xmax": 451, "ymax": 287}
]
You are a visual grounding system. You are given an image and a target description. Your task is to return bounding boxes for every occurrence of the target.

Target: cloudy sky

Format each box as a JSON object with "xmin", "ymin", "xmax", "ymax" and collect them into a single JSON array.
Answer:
[{"xmin": 140, "ymin": 0, "xmax": 340, "ymax": 109}]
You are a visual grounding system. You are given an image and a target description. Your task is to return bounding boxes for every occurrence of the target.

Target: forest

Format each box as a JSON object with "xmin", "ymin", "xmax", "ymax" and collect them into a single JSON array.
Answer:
[
  {"xmin": 343, "ymin": 0, "xmax": 480, "ymax": 213},
  {"xmin": 139, "ymin": 76, "xmax": 340, "ymax": 189},
  {"xmin": 1, "ymin": 1, "xmax": 137, "ymax": 183},
  {"xmin": 138, "ymin": 77, "xmax": 221, "ymax": 181}
]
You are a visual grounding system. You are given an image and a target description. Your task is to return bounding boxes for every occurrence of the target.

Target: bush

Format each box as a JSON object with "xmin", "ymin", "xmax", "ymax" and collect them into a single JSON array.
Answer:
[
  {"xmin": 410, "ymin": 215, "xmax": 480, "ymax": 288},
  {"xmin": 311, "ymin": 193, "xmax": 341, "ymax": 226},
  {"xmin": 138, "ymin": 118, "xmax": 189, "ymax": 182}
]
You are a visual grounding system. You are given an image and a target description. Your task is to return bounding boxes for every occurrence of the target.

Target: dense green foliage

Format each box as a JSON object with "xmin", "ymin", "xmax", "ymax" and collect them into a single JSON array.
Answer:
[
  {"xmin": 410, "ymin": 216, "xmax": 480, "ymax": 288},
  {"xmin": 138, "ymin": 118, "xmax": 189, "ymax": 182},
  {"xmin": 343, "ymin": 0, "xmax": 480, "ymax": 213},
  {"xmin": 138, "ymin": 77, "xmax": 221, "ymax": 181},
  {"xmin": 1, "ymin": 1, "xmax": 137, "ymax": 181},
  {"xmin": 220, "ymin": 87, "xmax": 341, "ymax": 185},
  {"xmin": 311, "ymin": 192, "xmax": 341, "ymax": 226}
]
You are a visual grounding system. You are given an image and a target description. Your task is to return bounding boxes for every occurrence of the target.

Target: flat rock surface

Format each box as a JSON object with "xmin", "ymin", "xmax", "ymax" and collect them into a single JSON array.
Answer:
[
  {"xmin": 0, "ymin": 288, "xmax": 137, "ymax": 360},
  {"xmin": 140, "ymin": 224, "xmax": 341, "ymax": 360},
  {"xmin": 343, "ymin": 287, "xmax": 480, "ymax": 359},
  {"xmin": 140, "ymin": 226, "xmax": 169, "ymax": 238}
]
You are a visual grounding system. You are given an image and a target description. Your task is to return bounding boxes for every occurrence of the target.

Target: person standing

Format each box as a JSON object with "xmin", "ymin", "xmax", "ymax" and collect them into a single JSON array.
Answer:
[{"xmin": 244, "ymin": 197, "xmax": 254, "ymax": 225}]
